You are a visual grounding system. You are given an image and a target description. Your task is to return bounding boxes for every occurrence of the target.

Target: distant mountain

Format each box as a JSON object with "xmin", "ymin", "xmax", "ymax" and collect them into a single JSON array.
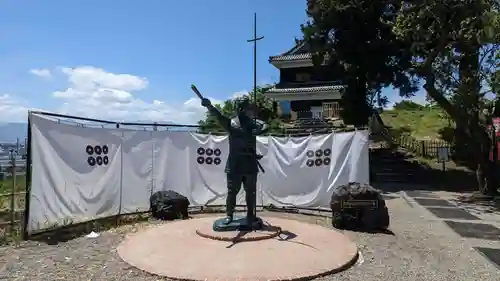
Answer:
[{"xmin": 0, "ymin": 122, "xmax": 28, "ymax": 143}]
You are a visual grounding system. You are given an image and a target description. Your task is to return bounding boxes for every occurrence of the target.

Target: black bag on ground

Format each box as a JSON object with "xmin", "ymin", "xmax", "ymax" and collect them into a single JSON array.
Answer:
[
  {"xmin": 150, "ymin": 190, "xmax": 190, "ymax": 220},
  {"xmin": 330, "ymin": 182, "xmax": 389, "ymax": 231}
]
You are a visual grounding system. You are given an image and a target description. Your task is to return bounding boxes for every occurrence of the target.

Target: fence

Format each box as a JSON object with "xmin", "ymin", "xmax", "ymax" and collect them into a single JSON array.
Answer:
[
  {"xmin": 0, "ymin": 158, "xmax": 27, "ymax": 244},
  {"xmin": 0, "ymin": 110, "xmax": 366, "ymax": 243},
  {"xmin": 392, "ymin": 134, "xmax": 452, "ymax": 158},
  {"xmin": 0, "ymin": 111, "xmax": 205, "ymax": 244}
]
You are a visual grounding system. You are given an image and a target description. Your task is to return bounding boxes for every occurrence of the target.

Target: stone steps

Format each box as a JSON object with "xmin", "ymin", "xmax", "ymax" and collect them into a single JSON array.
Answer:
[{"xmin": 370, "ymin": 148, "xmax": 420, "ymax": 183}]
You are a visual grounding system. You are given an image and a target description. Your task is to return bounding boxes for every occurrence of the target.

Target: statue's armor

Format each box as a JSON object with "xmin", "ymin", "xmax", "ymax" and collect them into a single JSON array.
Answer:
[
  {"xmin": 206, "ymin": 103, "xmax": 267, "ymax": 221},
  {"xmin": 225, "ymin": 117, "xmax": 266, "ymax": 175}
]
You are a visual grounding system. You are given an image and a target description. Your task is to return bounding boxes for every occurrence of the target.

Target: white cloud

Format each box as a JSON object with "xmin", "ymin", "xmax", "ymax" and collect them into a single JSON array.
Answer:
[
  {"xmin": 1, "ymin": 66, "xmax": 238, "ymax": 124},
  {"xmin": 29, "ymin": 68, "xmax": 52, "ymax": 79},
  {"xmin": 231, "ymin": 90, "xmax": 248, "ymax": 99},
  {"xmin": 52, "ymin": 66, "xmax": 222, "ymax": 124},
  {"xmin": 60, "ymin": 66, "xmax": 147, "ymax": 92},
  {"xmin": 0, "ymin": 94, "xmax": 33, "ymax": 122}
]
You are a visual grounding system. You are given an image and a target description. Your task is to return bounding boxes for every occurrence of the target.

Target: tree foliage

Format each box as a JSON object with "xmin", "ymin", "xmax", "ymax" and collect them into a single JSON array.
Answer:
[
  {"xmin": 302, "ymin": 0, "xmax": 419, "ymax": 126},
  {"xmin": 393, "ymin": 100, "xmax": 425, "ymax": 111},
  {"xmin": 197, "ymin": 86, "xmax": 283, "ymax": 134},
  {"xmin": 393, "ymin": 0, "xmax": 499, "ymax": 194},
  {"xmin": 302, "ymin": 0, "xmax": 500, "ymax": 194}
]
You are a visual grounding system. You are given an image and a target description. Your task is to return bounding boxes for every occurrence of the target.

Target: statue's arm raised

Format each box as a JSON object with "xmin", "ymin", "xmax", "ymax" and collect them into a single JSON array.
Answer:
[
  {"xmin": 203, "ymin": 101, "xmax": 231, "ymax": 132},
  {"xmin": 192, "ymin": 85, "xmax": 231, "ymax": 132}
]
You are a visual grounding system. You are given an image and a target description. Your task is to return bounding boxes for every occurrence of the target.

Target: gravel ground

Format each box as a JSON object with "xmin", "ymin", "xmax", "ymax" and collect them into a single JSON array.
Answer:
[{"xmin": 0, "ymin": 196, "xmax": 499, "ymax": 281}]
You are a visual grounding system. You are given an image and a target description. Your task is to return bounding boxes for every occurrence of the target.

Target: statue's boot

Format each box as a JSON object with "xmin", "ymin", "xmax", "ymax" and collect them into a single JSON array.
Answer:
[
  {"xmin": 246, "ymin": 211, "xmax": 255, "ymax": 224},
  {"xmin": 223, "ymin": 214, "xmax": 233, "ymax": 224}
]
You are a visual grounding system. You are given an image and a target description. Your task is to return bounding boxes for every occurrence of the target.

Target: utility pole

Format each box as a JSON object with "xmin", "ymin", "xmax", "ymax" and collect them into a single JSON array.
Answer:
[
  {"xmin": 246, "ymin": 13, "xmax": 264, "ymax": 117},
  {"xmin": 246, "ymin": 13, "xmax": 264, "ymax": 219}
]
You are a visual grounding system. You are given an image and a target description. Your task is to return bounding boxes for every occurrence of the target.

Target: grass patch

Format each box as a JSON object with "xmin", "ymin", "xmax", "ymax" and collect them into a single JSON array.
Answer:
[
  {"xmin": 380, "ymin": 108, "xmax": 452, "ymax": 140},
  {"xmin": 0, "ymin": 173, "xmax": 26, "ymax": 193},
  {"xmin": 0, "ymin": 174, "xmax": 27, "ymax": 211},
  {"xmin": 0, "ymin": 174, "xmax": 27, "ymax": 244}
]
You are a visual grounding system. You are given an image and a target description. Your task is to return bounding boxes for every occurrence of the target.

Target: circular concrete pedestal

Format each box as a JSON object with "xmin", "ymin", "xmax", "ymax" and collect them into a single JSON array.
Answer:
[
  {"xmin": 196, "ymin": 218, "xmax": 281, "ymax": 242},
  {"xmin": 118, "ymin": 217, "xmax": 358, "ymax": 281}
]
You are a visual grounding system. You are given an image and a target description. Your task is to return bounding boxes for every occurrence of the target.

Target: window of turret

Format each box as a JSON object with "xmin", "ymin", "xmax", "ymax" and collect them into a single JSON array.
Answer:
[{"xmin": 295, "ymin": 73, "xmax": 311, "ymax": 82}]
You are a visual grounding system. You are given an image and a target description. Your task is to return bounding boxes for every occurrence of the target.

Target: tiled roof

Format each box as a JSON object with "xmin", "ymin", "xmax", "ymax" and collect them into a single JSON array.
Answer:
[
  {"xmin": 269, "ymin": 41, "xmax": 312, "ymax": 62},
  {"xmin": 269, "ymin": 53, "xmax": 312, "ymax": 62},
  {"xmin": 265, "ymin": 85, "xmax": 344, "ymax": 94}
]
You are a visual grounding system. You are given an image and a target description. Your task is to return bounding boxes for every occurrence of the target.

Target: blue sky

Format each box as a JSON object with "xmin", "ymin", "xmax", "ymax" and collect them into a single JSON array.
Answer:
[{"xmin": 0, "ymin": 0, "xmax": 424, "ymax": 124}]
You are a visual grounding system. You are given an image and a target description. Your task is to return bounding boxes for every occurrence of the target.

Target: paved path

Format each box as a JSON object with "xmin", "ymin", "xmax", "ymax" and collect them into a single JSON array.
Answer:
[
  {"xmin": 398, "ymin": 188, "xmax": 500, "ymax": 271},
  {"xmin": 1, "ymin": 187, "xmax": 499, "ymax": 280}
]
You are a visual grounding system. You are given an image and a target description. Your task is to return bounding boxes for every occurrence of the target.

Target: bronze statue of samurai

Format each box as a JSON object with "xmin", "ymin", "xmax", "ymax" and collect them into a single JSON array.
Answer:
[{"xmin": 193, "ymin": 85, "xmax": 267, "ymax": 231}]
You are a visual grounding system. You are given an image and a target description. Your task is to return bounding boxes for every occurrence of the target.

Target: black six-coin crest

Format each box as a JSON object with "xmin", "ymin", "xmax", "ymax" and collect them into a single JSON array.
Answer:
[
  {"xmin": 305, "ymin": 148, "xmax": 331, "ymax": 168},
  {"xmin": 196, "ymin": 147, "xmax": 222, "ymax": 166},
  {"xmin": 86, "ymin": 144, "xmax": 110, "ymax": 167}
]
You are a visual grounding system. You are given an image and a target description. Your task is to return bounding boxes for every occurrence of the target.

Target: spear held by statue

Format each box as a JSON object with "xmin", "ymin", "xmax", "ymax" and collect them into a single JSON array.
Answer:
[
  {"xmin": 191, "ymin": 84, "xmax": 204, "ymax": 100},
  {"xmin": 190, "ymin": 84, "xmax": 265, "ymax": 174}
]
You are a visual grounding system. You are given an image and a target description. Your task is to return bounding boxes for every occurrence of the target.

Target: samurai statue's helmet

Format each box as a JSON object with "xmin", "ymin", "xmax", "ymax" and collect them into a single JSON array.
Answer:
[
  {"xmin": 231, "ymin": 97, "xmax": 268, "ymax": 133},
  {"xmin": 234, "ymin": 98, "xmax": 251, "ymax": 113}
]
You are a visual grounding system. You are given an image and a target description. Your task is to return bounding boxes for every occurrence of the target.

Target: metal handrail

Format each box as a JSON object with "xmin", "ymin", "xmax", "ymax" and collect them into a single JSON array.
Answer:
[{"xmin": 0, "ymin": 191, "xmax": 26, "ymax": 197}]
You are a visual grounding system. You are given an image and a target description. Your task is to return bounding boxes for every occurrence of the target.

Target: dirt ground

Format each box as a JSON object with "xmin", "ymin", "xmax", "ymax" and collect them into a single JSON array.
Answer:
[{"xmin": 1, "ymin": 192, "xmax": 499, "ymax": 281}]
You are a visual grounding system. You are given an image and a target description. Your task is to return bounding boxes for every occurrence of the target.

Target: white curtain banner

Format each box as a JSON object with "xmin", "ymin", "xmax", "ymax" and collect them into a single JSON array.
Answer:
[
  {"xmin": 258, "ymin": 131, "xmax": 369, "ymax": 208},
  {"xmin": 28, "ymin": 113, "xmax": 369, "ymax": 233},
  {"xmin": 150, "ymin": 132, "xmax": 230, "ymax": 206},
  {"xmin": 29, "ymin": 114, "xmax": 122, "ymax": 233},
  {"xmin": 119, "ymin": 130, "xmax": 154, "ymax": 214}
]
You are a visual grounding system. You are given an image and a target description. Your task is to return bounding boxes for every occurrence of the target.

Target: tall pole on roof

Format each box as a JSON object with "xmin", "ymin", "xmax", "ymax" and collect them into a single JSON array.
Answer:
[{"xmin": 247, "ymin": 12, "xmax": 264, "ymax": 120}]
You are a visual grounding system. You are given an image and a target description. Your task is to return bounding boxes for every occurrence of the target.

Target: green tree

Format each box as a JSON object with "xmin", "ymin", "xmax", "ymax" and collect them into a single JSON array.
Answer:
[
  {"xmin": 393, "ymin": 0, "xmax": 500, "ymax": 195},
  {"xmin": 302, "ymin": 0, "xmax": 418, "ymax": 127},
  {"xmin": 368, "ymin": 89, "xmax": 390, "ymax": 109},
  {"xmin": 393, "ymin": 100, "xmax": 426, "ymax": 111},
  {"xmin": 197, "ymin": 100, "xmax": 235, "ymax": 133},
  {"xmin": 488, "ymin": 48, "xmax": 500, "ymax": 116},
  {"xmin": 303, "ymin": 0, "xmax": 500, "ymax": 194},
  {"xmin": 394, "ymin": 100, "xmax": 424, "ymax": 110},
  {"xmin": 425, "ymin": 93, "xmax": 437, "ymax": 108},
  {"xmin": 197, "ymin": 86, "xmax": 283, "ymax": 134}
]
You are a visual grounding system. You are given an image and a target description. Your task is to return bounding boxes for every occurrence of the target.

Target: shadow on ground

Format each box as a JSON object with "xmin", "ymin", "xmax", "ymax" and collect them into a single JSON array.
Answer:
[
  {"xmin": 370, "ymin": 148, "xmax": 477, "ymax": 192},
  {"xmin": 370, "ymin": 147, "xmax": 500, "ymax": 214},
  {"xmin": 28, "ymin": 213, "xmax": 154, "ymax": 245},
  {"xmin": 451, "ymin": 195, "xmax": 500, "ymax": 215},
  {"xmin": 344, "ymin": 227, "xmax": 396, "ymax": 236}
]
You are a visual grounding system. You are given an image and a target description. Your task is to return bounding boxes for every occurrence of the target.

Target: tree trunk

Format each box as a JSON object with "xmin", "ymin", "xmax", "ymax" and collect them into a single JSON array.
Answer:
[
  {"xmin": 476, "ymin": 134, "xmax": 490, "ymax": 195},
  {"xmin": 416, "ymin": 31, "xmax": 498, "ymax": 195},
  {"xmin": 341, "ymin": 75, "xmax": 371, "ymax": 127},
  {"xmin": 457, "ymin": 42, "xmax": 498, "ymax": 195}
]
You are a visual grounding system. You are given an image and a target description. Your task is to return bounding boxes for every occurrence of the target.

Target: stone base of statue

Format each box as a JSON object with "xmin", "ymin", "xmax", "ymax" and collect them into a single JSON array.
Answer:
[
  {"xmin": 118, "ymin": 216, "xmax": 359, "ymax": 280},
  {"xmin": 212, "ymin": 215, "xmax": 263, "ymax": 232}
]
